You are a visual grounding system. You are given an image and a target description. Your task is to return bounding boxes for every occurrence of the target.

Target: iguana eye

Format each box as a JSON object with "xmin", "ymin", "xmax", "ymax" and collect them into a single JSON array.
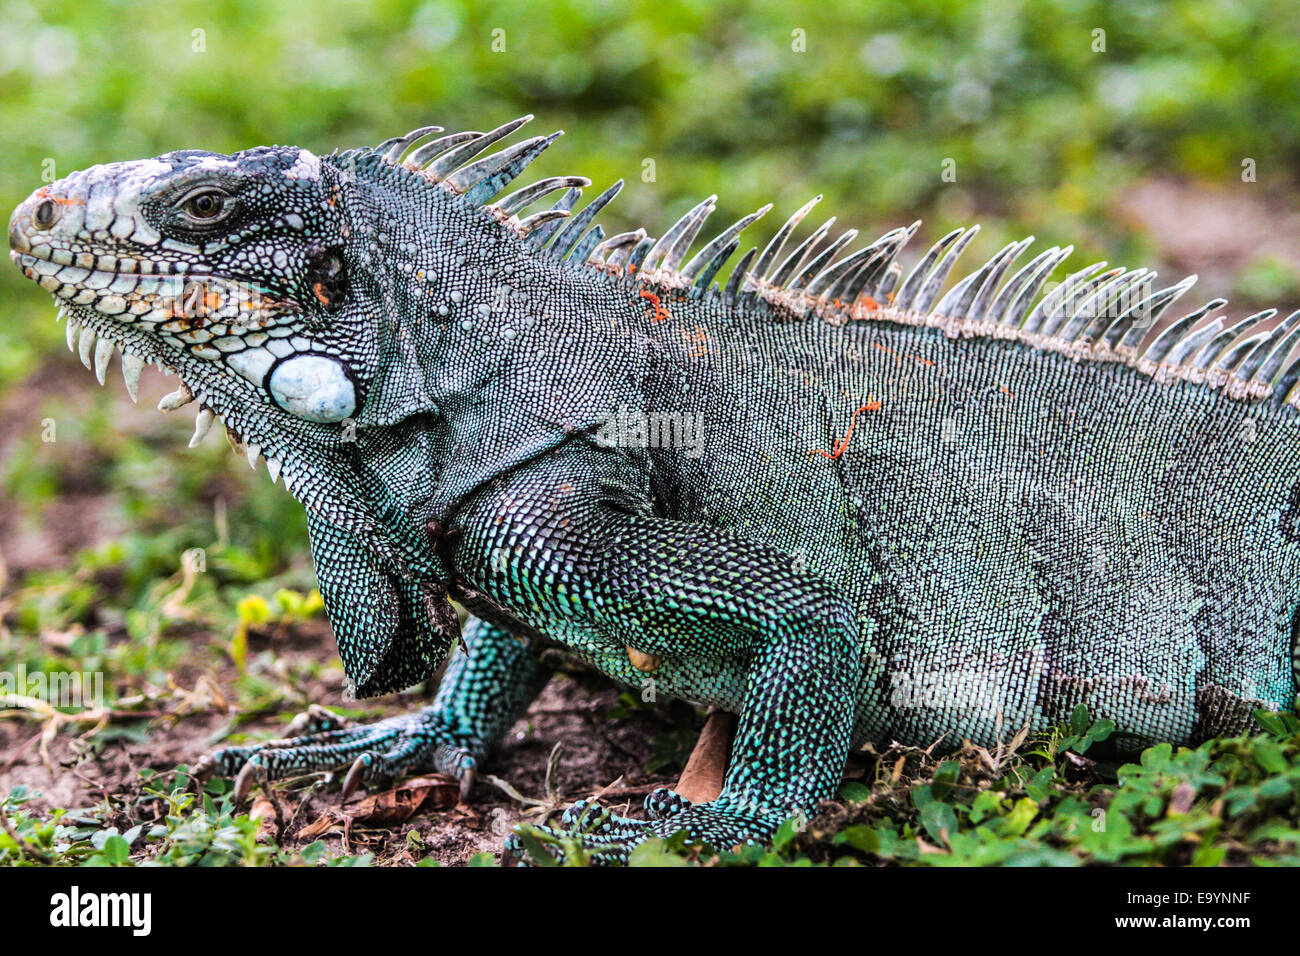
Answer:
[
  {"xmin": 33, "ymin": 199, "xmax": 56, "ymax": 229},
  {"xmin": 178, "ymin": 189, "xmax": 231, "ymax": 222}
]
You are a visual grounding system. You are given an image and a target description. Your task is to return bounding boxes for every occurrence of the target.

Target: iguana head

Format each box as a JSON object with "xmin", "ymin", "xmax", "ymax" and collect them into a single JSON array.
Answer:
[
  {"xmin": 8, "ymin": 143, "xmax": 372, "ymax": 471},
  {"xmin": 6, "ymin": 134, "xmax": 456, "ymax": 696},
  {"xmin": 7, "ymin": 117, "xmax": 687, "ymax": 694}
]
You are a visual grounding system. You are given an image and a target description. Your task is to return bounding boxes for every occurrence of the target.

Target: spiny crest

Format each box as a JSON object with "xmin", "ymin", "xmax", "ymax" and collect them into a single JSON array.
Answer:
[{"xmin": 366, "ymin": 117, "xmax": 1300, "ymax": 410}]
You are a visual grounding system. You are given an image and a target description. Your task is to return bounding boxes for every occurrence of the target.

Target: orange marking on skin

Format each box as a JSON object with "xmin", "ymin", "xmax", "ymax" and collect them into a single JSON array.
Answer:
[
  {"xmin": 312, "ymin": 281, "xmax": 333, "ymax": 307},
  {"xmin": 811, "ymin": 400, "xmax": 882, "ymax": 460},
  {"xmin": 34, "ymin": 187, "xmax": 83, "ymax": 206},
  {"xmin": 874, "ymin": 341, "xmax": 934, "ymax": 369},
  {"xmin": 999, "ymin": 385, "xmax": 1014, "ymax": 397},
  {"xmin": 685, "ymin": 324, "xmax": 709, "ymax": 357},
  {"xmin": 639, "ymin": 289, "xmax": 671, "ymax": 323}
]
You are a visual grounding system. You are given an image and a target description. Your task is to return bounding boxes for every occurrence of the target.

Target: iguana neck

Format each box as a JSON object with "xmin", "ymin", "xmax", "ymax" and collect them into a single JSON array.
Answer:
[{"xmin": 342, "ymin": 163, "xmax": 651, "ymax": 526}]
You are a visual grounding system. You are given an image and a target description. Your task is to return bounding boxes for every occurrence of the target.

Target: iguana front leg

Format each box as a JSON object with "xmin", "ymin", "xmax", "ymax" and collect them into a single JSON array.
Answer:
[
  {"xmin": 454, "ymin": 474, "xmax": 864, "ymax": 864},
  {"xmin": 197, "ymin": 617, "xmax": 550, "ymax": 800}
]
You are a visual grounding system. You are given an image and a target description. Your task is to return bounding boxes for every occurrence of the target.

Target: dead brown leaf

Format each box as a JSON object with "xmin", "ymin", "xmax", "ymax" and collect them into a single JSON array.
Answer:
[
  {"xmin": 296, "ymin": 810, "xmax": 347, "ymax": 842},
  {"xmin": 249, "ymin": 794, "xmax": 279, "ymax": 841},
  {"xmin": 1064, "ymin": 750, "xmax": 1095, "ymax": 770},
  {"xmin": 346, "ymin": 775, "xmax": 459, "ymax": 827},
  {"xmin": 295, "ymin": 775, "xmax": 458, "ymax": 845}
]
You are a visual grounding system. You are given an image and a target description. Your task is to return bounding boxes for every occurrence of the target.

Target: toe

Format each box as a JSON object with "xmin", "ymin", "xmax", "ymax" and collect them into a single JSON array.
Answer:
[{"xmin": 645, "ymin": 788, "xmax": 692, "ymax": 820}]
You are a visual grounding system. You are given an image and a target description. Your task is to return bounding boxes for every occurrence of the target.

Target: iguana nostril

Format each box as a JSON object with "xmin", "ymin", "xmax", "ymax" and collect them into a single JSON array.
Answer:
[
  {"xmin": 33, "ymin": 199, "xmax": 57, "ymax": 230},
  {"xmin": 7, "ymin": 205, "xmax": 28, "ymax": 253}
]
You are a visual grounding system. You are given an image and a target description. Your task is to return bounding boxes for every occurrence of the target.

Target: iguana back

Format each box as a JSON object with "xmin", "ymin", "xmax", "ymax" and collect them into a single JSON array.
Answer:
[{"xmin": 642, "ymin": 303, "xmax": 1300, "ymax": 747}]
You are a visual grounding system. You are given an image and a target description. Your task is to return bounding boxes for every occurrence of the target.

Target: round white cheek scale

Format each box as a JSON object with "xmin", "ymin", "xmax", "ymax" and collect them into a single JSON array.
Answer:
[{"xmin": 267, "ymin": 354, "xmax": 356, "ymax": 423}]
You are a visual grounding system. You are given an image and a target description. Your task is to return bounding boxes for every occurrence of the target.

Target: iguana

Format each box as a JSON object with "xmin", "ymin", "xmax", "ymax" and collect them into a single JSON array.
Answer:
[{"xmin": 9, "ymin": 116, "xmax": 1300, "ymax": 864}]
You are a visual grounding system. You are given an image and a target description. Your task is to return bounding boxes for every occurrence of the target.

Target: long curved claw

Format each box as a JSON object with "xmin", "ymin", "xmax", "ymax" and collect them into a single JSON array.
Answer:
[
  {"xmin": 458, "ymin": 765, "xmax": 476, "ymax": 803},
  {"xmin": 284, "ymin": 703, "xmax": 353, "ymax": 737},
  {"xmin": 191, "ymin": 751, "xmax": 218, "ymax": 781},
  {"xmin": 341, "ymin": 754, "xmax": 371, "ymax": 803},
  {"xmin": 233, "ymin": 759, "xmax": 262, "ymax": 804}
]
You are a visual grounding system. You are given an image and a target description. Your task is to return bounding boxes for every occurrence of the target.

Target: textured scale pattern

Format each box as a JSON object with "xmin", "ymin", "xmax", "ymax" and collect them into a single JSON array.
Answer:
[{"xmin": 9, "ymin": 116, "xmax": 1300, "ymax": 864}]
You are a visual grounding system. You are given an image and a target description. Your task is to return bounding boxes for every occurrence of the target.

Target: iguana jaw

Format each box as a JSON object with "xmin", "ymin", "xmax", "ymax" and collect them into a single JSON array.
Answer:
[
  {"xmin": 8, "ymin": 153, "xmax": 361, "ymax": 503},
  {"xmin": 9, "ymin": 242, "xmax": 325, "ymax": 494}
]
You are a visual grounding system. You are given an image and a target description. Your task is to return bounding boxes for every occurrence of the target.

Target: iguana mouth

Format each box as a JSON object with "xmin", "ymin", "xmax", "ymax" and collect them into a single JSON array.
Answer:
[{"xmin": 10, "ymin": 246, "xmax": 312, "ymax": 494}]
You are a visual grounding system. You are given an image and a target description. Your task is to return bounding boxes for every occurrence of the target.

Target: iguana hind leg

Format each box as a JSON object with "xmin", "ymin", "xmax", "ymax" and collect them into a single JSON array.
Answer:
[{"xmin": 196, "ymin": 617, "xmax": 550, "ymax": 801}]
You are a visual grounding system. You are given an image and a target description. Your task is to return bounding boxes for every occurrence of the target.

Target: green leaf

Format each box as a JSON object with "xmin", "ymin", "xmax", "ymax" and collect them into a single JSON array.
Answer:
[
  {"xmin": 273, "ymin": 588, "xmax": 301, "ymax": 614},
  {"xmin": 969, "ymin": 790, "xmax": 1004, "ymax": 824},
  {"xmin": 772, "ymin": 815, "xmax": 801, "ymax": 853},
  {"xmin": 628, "ymin": 837, "xmax": 691, "ymax": 867},
  {"xmin": 837, "ymin": 780, "xmax": 872, "ymax": 804},
  {"xmin": 236, "ymin": 594, "xmax": 271, "ymax": 624},
  {"xmin": 514, "ymin": 828, "xmax": 560, "ymax": 867},
  {"xmin": 920, "ymin": 801, "xmax": 958, "ymax": 846},
  {"xmin": 1069, "ymin": 704, "xmax": 1090, "ymax": 736},
  {"xmin": 1088, "ymin": 717, "xmax": 1115, "ymax": 742},
  {"xmin": 1191, "ymin": 844, "xmax": 1226, "ymax": 867},
  {"xmin": 100, "ymin": 834, "xmax": 129, "ymax": 865},
  {"xmin": 1254, "ymin": 709, "xmax": 1300, "ymax": 737},
  {"xmin": 834, "ymin": 825, "xmax": 880, "ymax": 855},
  {"xmin": 1026, "ymin": 766, "xmax": 1056, "ymax": 803},
  {"xmin": 1253, "ymin": 741, "xmax": 1288, "ymax": 774},
  {"xmin": 931, "ymin": 760, "xmax": 960, "ymax": 800},
  {"xmin": 999, "ymin": 798, "xmax": 1039, "ymax": 838}
]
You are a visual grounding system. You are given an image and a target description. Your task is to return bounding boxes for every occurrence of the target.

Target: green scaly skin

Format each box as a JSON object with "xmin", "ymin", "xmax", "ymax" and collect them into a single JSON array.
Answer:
[{"xmin": 9, "ymin": 117, "xmax": 1300, "ymax": 864}]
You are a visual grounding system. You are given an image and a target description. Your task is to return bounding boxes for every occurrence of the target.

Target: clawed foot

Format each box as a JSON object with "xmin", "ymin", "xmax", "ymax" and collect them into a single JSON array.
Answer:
[
  {"xmin": 193, "ymin": 705, "xmax": 481, "ymax": 803},
  {"xmin": 504, "ymin": 788, "xmax": 779, "ymax": 866}
]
